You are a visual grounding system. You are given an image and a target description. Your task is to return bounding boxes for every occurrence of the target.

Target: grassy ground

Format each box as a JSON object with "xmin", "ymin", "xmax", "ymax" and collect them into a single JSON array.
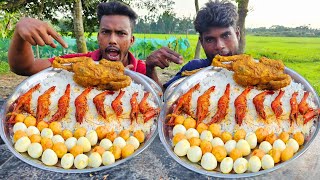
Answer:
[
  {"xmin": 1, "ymin": 34, "xmax": 319, "ymax": 92},
  {"xmin": 133, "ymin": 34, "xmax": 320, "ymax": 93}
]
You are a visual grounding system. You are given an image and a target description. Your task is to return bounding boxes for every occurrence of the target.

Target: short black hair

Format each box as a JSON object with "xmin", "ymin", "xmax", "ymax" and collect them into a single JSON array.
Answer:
[
  {"xmin": 194, "ymin": 0, "xmax": 238, "ymax": 35},
  {"xmin": 97, "ymin": 1, "xmax": 138, "ymax": 30}
]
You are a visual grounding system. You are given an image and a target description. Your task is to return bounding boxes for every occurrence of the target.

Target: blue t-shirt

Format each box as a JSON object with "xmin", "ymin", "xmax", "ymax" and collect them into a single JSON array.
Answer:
[{"xmin": 164, "ymin": 58, "xmax": 212, "ymax": 88}]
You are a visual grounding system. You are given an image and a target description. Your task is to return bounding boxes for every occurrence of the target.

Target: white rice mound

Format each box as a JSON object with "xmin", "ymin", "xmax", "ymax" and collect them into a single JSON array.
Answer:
[
  {"xmin": 30, "ymin": 70, "xmax": 158, "ymax": 134},
  {"xmin": 186, "ymin": 68, "xmax": 318, "ymax": 135}
]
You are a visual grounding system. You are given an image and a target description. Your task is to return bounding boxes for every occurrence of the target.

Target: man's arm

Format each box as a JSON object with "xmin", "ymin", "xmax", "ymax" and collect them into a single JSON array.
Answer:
[
  {"xmin": 8, "ymin": 18, "xmax": 67, "ymax": 76},
  {"xmin": 145, "ymin": 47, "xmax": 183, "ymax": 89}
]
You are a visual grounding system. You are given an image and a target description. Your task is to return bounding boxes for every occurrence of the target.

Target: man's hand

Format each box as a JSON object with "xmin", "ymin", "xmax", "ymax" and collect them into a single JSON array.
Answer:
[
  {"xmin": 15, "ymin": 17, "xmax": 68, "ymax": 48},
  {"xmin": 145, "ymin": 47, "xmax": 183, "ymax": 69}
]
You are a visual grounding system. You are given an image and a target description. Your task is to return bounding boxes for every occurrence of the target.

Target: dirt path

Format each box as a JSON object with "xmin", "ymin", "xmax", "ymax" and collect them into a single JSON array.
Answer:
[{"xmin": 0, "ymin": 69, "xmax": 176, "ymax": 101}]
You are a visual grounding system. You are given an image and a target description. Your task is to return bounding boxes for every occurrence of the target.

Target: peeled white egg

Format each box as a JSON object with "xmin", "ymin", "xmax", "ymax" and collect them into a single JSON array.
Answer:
[
  {"xmin": 86, "ymin": 130, "xmax": 98, "ymax": 146},
  {"xmin": 27, "ymin": 142, "xmax": 43, "ymax": 158},
  {"xmin": 273, "ymin": 139, "xmax": 286, "ymax": 152},
  {"xmin": 113, "ymin": 137, "xmax": 126, "ymax": 149},
  {"xmin": 74, "ymin": 154, "xmax": 89, "ymax": 169},
  {"xmin": 52, "ymin": 135, "xmax": 65, "ymax": 144},
  {"xmin": 236, "ymin": 139, "xmax": 251, "ymax": 156},
  {"xmin": 100, "ymin": 139, "xmax": 113, "ymax": 150},
  {"xmin": 233, "ymin": 158, "xmax": 248, "ymax": 174},
  {"xmin": 26, "ymin": 126, "xmax": 40, "ymax": 136},
  {"xmin": 224, "ymin": 140, "xmax": 236, "ymax": 155},
  {"xmin": 88, "ymin": 152, "xmax": 102, "ymax": 168},
  {"xmin": 65, "ymin": 137, "xmax": 77, "ymax": 151},
  {"xmin": 61, "ymin": 153, "xmax": 74, "ymax": 169},
  {"xmin": 173, "ymin": 124, "xmax": 187, "ymax": 136},
  {"xmin": 286, "ymin": 138, "xmax": 299, "ymax": 153},
  {"xmin": 41, "ymin": 128, "xmax": 53, "ymax": 139},
  {"xmin": 200, "ymin": 130, "xmax": 213, "ymax": 142},
  {"xmin": 211, "ymin": 137, "xmax": 224, "ymax": 147},
  {"xmin": 186, "ymin": 146, "xmax": 202, "ymax": 163},
  {"xmin": 200, "ymin": 152, "xmax": 217, "ymax": 170},
  {"xmin": 14, "ymin": 136, "xmax": 31, "ymax": 152},
  {"xmin": 174, "ymin": 139, "xmax": 190, "ymax": 156},
  {"xmin": 185, "ymin": 128, "xmax": 199, "ymax": 139},
  {"xmin": 13, "ymin": 122, "xmax": 27, "ymax": 133},
  {"xmin": 77, "ymin": 137, "xmax": 91, "ymax": 152},
  {"xmin": 220, "ymin": 157, "xmax": 233, "ymax": 174},
  {"xmin": 261, "ymin": 154, "xmax": 274, "ymax": 170},
  {"xmin": 259, "ymin": 141, "xmax": 272, "ymax": 154},
  {"xmin": 102, "ymin": 151, "xmax": 115, "ymax": 165},
  {"xmin": 126, "ymin": 136, "xmax": 140, "ymax": 150},
  {"xmin": 245, "ymin": 132, "xmax": 257, "ymax": 149},
  {"xmin": 248, "ymin": 156, "xmax": 261, "ymax": 172},
  {"xmin": 41, "ymin": 149, "xmax": 58, "ymax": 166}
]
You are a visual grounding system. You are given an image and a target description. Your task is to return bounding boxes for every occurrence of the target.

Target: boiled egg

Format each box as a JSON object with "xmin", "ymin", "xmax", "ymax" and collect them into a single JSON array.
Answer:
[
  {"xmin": 77, "ymin": 137, "xmax": 91, "ymax": 152},
  {"xmin": 74, "ymin": 154, "xmax": 89, "ymax": 169},
  {"xmin": 233, "ymin": 158, "xmax": 248, "ymax": 174},
  {"xmin": 220, "ymin": 157, "xmax": 233, "ymax": 174},
  {"xmin": 52, "ymin": 135, "xmax": 65, "ymax": 144},
  {"xmin": 286, "ymin": 138, "xmax": 299, "ymax": 153},
  {"xmin": 236, "ymin": 139, "xmax": 251, "ymax": 156},
  {"xmin": 185, "ymin": 128, "xmax": 199, "ymax": 139},
  {"xmin": 86, "ymin": 130, "xmax": 98, "ymax": 146},
  {"xmin": 186, "ymin": 146, "xmax": 202, "ymax": 163},
  {"xmin": 113, "ymin": 137, "xmax": 126, "ymax": 149},
  {"xmin": 248, "ymin": 156, "xmax": 261, "ymax": 172},
  {"xmin": 259, "ymin": 141, "xmax": 272, "ymax": 154},
  {"xmin": 65, "ymin": 137, "xmax": 77, "ymax": 151},
  {"xmin": 100, "ymin": 138, "xmax": 113, "ymax": 150},
  {"xmin": 61, "ymin": 153, "xmax": 74, "ymax": 169},
  {"xmin": 273, "ymin": 139, "xmax": 286, "ymax": 152},
  {"xmin": 13, "ymin": 122, "xmax": 27, "ymax": 133},
  {"xmin": 261, "ymin": 154, "xmax": 274, "ymax": 170},
  {"xmin": 41, "ymin": 128, "xmax": 53, "ymax": 139},
  {"xmin": 14, "ymin": 136, "xmax": 31, "ymax": 152},
  {"xmin": 200, "ymin": 152, "xmax": 217, "ymax": 170},
  {"xmin": 174, "ymin": 139, "xmax": 190, "ymax": 156},
  {"xmin": 126, "ymin": 136, "xmax": 140, "ymax": 150},
  {"xmin": 102, "ymin": 151, "xmax": 115, "ymax": 165},
  {"xmin": 41, "ymin": 149, "xmax": 58, "ymax": 166},
  {"xmin": 173, "ymin": 124, "xmax": 187, "ymax": 136},
  {"xmin": 245, "ymin": 132, "xmax": 257, "ymax": 149},
  {"xmin": 211, "ymin": 137, "xmax": 224, "ymax": 147},
  {"xmin": 27, "ymin": 142, "xmax": 43, "ymax": 158},
  {"xmin": 26, "ymin": 126, "xmax": 40, "ymax": 137},
  {"xmin": 224, "ymin": 140, "xmax": 236, "ymax": 155},
  {"xmin": 88, "ymin": 152, "xmax": 102, "ymax": 168},
  {"xmin": 200, "ymin": 130, "xmax": 213, "ymax": 142}
]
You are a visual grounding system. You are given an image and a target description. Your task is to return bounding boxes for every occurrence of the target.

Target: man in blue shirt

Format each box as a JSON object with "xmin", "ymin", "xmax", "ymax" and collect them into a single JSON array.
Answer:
[{"xmin": 164, "ymin": 1, "xmax": 240, "ymax": 88}]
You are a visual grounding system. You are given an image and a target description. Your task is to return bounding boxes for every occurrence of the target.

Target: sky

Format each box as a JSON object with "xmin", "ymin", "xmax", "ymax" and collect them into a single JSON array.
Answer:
[{"xmin": 138, "ymin": 0, "xmax": 320, "ymax": 29}]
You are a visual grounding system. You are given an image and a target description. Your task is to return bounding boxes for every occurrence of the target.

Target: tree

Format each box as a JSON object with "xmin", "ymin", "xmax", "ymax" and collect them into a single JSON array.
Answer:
[
  {"xmin": 236, "ymin": 0, "xmax": 249, "ymax": 53},
  {"xmin": 2, "ymin": 0, "xmax": 175, "ymax": 53},
  {"xmin": 157, "ymin": 11, "xmax": 177, "ymax": 34},
  {"xmin": 194, "ymin": 0, "xmax": 201, "ymax": 59},
  {"xmin": 73, "ymin": 0, "xmax": 87, "ymax": 53}
]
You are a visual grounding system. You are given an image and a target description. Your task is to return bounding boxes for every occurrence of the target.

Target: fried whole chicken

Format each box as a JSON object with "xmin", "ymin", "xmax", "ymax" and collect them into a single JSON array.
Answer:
[
  {"xmin": 212, "ymin": 54, "xmax": 291, "ymax": 90},
  {"xmin": 52, "ymin": 57, "xmax": 131, "ymax": 90}
]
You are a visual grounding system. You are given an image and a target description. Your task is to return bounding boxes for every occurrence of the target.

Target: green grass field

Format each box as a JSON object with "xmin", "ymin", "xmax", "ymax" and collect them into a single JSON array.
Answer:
[
  {"xmin": 133, "ymin": 34, "xmax": 320, "ymax": 93},
  {"xmin": 1, "ymin": 34, "xmax": 319, "ymax": 93}
]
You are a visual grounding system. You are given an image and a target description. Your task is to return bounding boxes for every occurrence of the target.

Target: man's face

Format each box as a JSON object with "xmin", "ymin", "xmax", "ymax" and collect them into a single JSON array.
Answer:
[
  {"xmin": 98, "ymin": 15, "xmax": 134, "ymax": 64},
  {"xmin": 200, "ymin": 26, "xmax": 240, "ymax": 61}
]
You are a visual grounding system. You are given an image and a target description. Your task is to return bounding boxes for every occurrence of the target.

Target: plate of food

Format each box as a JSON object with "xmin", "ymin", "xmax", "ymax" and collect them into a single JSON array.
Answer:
[
  {"xmin": 158, "ymin": 55, "xmax": 320, "ymax": 178},
  {"xmin": 0, "ymin": 57, "xmax": 161, "ymax": 173}
]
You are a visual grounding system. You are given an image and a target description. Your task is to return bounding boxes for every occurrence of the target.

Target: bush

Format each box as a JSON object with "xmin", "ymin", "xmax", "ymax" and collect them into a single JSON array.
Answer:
[{"xmin": 0, "ymin": 36, "xmax": 192, "ymax": 61}]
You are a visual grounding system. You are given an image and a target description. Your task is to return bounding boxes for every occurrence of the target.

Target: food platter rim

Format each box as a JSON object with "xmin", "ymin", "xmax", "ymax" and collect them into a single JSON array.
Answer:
[
  {"xmin": 158, "ymin": 65, "xmax": 320, "ymax": 178},
  {"xmin": 0, "ymin": 67, "xmax": 160, "ymax": 173}
]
